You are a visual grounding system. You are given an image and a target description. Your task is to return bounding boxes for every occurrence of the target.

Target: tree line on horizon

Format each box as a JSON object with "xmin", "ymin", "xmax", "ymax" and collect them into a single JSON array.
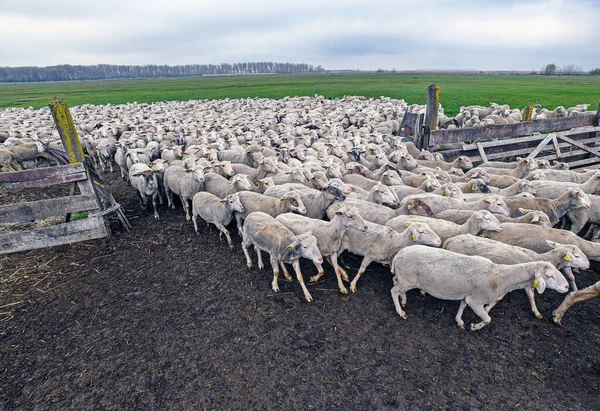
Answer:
[{"xmin": 0, "ymin": 62, "xmax": 326, "ymax": 82}]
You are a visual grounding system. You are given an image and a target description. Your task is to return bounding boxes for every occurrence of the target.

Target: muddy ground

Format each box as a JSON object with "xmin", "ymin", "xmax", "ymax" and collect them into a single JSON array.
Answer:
[{"xmin": 1, "ymin": 171, "xmax": 599, "ymax": 410}]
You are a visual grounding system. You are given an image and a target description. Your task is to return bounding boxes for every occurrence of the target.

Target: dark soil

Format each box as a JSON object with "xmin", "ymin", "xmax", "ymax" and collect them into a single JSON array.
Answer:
[{"xmin": 1, "ymin": 171, "xmax": 600, "ymax": 410}]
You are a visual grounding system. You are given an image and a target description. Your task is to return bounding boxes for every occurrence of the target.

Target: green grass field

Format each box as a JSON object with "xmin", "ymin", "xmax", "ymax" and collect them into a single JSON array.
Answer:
[{"xmin": 0, "ymin": 73, "xmax": 598, "ymax": 116}]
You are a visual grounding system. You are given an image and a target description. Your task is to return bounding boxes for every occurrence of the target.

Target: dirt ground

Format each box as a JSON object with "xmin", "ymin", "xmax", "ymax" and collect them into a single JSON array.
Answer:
[{"xmin": 1, "ymin": 171, "xmax": 599, "ymax": 410}]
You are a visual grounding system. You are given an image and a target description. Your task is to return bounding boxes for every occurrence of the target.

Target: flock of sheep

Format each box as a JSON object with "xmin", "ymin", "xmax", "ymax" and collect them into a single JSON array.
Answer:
[{"xmin": 1, "ymin": 96, "xmax": 599, "ymax": 330}]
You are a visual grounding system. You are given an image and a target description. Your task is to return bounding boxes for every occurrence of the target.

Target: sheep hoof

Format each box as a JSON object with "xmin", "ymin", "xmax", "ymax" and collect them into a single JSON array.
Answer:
[
  {"xmin": 309, "ymin": 275, "xmax": 320, "ymax": 283},
  {"xmin": 304, "ymin": 294, "xmax": 313, "ymax": 303},
  {"xmin": 272, "ymin": 285, "xmax": 279, "ymax": 292},
  {"xmin": 229, "ymin": 244, "xmax": 235, "ymax": 250},
  {"xmin": 457, "ymin": 322, "xmax": 465, "ymax": 330},
  {"xmin": 154, "ymin": 214, "xmax": 160, "ymax": 220},
  {"xmin": 350, "ymin": 286, "xmax": 357, "ymax": 293},
  {"xmin": 339, "ymin": 285, "xmax": 348, "ymax": 294},
  {"xmin": 535, "ymin": 313, "xmax": 543, "ymax": 319},
  {"xmin": 399, "ymin": 313, "xmax": 407, "ymax": 320}
]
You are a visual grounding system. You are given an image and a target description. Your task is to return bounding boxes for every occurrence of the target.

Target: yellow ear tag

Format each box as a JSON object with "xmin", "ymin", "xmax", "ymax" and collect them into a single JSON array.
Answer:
[
  {"xmin": 552, "ymin": 242, "xmax": 557, "ymax": 247},
  {"xmin": 426, "ymin": 183, "xmax": 431, "ymax": 189},
  {"xmin": 338, "ymin": 204, "xmax": 343, "ymax": 209},
  {"xmin": 412, "ymin": 234, "xmax": 417, "ymax": 241},
  {"xmin": 471, "ymin": 184, "xmax": 476, "ymax": 191},
  {"xmin": 407, "ymin": 204, "xmax": 412, "ymax": 209},
  {"xmin": 564, "ymin": 253, "xmax": 571, "ymax": 261},
  {"xmin": 220, "ymin": 200, "xmax": 226, "ymax": 204},
  {"xmin": 406, "ymin": 222, "xmax": 413, "ymax": 226},
  {"xmin": 289, "ymin": 245, "xmax": 295, "ymax": 249},
  {"xmin": 475, "ymin": 216, "xmax": 481, "ymax": 220},
  {"xmin": 533, "ymin": 280, "xmax": 539, "ymax": 289},
  {"xmin": 444, "ymin": 190, "xmax": 449, "ymax": 196},
  {"xmin": 281, "ymin": 198, "xmax": 285, "ymax": 202}
]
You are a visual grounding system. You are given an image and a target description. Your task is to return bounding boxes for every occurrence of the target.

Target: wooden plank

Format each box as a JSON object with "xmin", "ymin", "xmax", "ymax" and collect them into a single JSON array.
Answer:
[
  {"xmin": 522, "ymin": 106, "xmax": 534, "ymax": 122},
  {"xmin": 552, "ymin": 134, "xmax": 562, "ymax": 157},
  {"xmin": 0, "ymin": 195, "xmax": 98, "ymax": 224},
  {"xmin": 564, "ymin": 125, "xmax": 600, "ymax": 136},
  {"xmin": 49, "ymin": 97, "xmax": 86, "ymax": 164},
  {"xmin": 567, "ymin": 157, "xmax": 600, "ymax": 169},
  {"xmin": 429, "ymin": 115, "xmax": 595, "ymax": 146},
  {"xmin": 422, "ymin": 84, "xmax": 440, "ymax": 148},
  {"xmin": 594, "ymin": 104, "xmax": 600, "ymax": 127},
  {"xmin": 528, "ymin": 134, "xmax": 555, "ymax": 158},
  {"xmin": 0, "ymin": 163, "xmax": 85, "ymax": 183},
  {"xmin": 462, "ymin": 134, "xmax": 546, "ymax": 150},
  {"xmin": 556, "ymin": 135, "xmax": 600, "ymax": 158},
  {"xmin": 475, "ymin": 143, "xmax": 488, "ymax": 162},
  {"xmin": 0, "ymin": 216, "xmax": 108, "ymax": 255},
  {"xmin": 0, "ymin": 172, "xmax": 88, "ymax": 193}
]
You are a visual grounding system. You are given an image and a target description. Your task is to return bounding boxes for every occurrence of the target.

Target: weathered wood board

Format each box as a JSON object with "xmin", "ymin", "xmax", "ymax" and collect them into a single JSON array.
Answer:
[
  {"xmin": 0, "ymin": 216, "xmax": 108, "ymax": 255},
  {"xmin": 0, "ymin": 195, "xmax": 98, "ymax": 224}
]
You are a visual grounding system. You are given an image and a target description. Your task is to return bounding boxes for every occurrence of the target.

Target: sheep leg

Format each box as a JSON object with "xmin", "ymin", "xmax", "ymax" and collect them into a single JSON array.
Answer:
[
  {"xmin": 524, "ymin": 287, "xmax": 543, "ymax": 319},
  {"xmin": 327, "ymin": 254, "xmax": 349, "ymax": 282},
  {"xmin": 562, "ymin": 267, "xmax": 578, "ymax": 291},
  {"xmin": 309, "ymin": 263, "xmax": 325, "ymax": 283},
  {"xmin": 569, "ymin": 218, "xmax": 586, "ymax": 236},
  {"xmin": 467, "ymin": 301, "xmax": 492, "ymax": 331},
  {"xmin": 235, "ymin": 214, "xmax": 244, "ymax": 236},
  {"xmin": 183, "ymin": 198, "xmax": 191, "ymax": 221},
  {"xmin": 484, "ymin": 298, "xmax": 503, "ymax": 314},
  {"xmin": 151, "ymin": 192, "xmax": 159, "ymax": 219},
  {"xmin": 242, "ymin": 234, "xmax": 253, "ymax": 269},
  {"xmin": 109, "ymin": 159, "xmax": 114, "ymax": 173},
  {"xmin": 192, "ymin": 214, "xmax": 199, "ymax": 233},
  {"xmin": 165, "ymin": 186, "xmax": 175, "ymax": 209},
  {"xmin": 553, "ymin": 280, "xmax": 600, "ymax": 325},
  {"xmin": 349, "ymin": 257, "xmax": 373, "ymax": 293},
  {"xmin": 270, "ymin": 256, "xmax": 280, "ymax": 292},
  {"xmin": 326, "ymin": 253, "xmax": 348, "ymax": 294},
  {"xmin": 216, "ymin": 223, "xmax": 234, "ymax": 249},
  {"xmin": 292, "ymin": 259, "xmax": 313, "ymax": 303},
  {"xmin": 279, "ymin": 262, "xmax": 293, "ymax": 281},
  {"xmin": 256, "ymin": 249, "xmax": 264, "ymax": 270},
  {"xmin": 455, "ymin": 300, "xmax": 467, "ymax": 329},
  {"xmin": 390, "ymin": 285, "xmax": 407, "ymax": 320}
]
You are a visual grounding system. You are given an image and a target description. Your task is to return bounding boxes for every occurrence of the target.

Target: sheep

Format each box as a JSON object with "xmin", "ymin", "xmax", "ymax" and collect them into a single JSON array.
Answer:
[
  {"xmin": 481, "ymin": 222, "xmax": 600, "ymax": 266},
  {"xmin": 254, "ymin": 177, "xmax": 275, "ymax": 193},
  {"xmin": 503, "ymin": 188, "xmax": 591, "ymax": 225},
  {"xmin": 390, "ymin": 246, "xmax": 569, "ymax": 330},
  {"xmin": 163, "ymin": 165, "xmax": 205, "ymax": 221},
  {"xmin": 125, "ymin": 148, "xmax": 150, "ymax": 171},
  {"xmin": 415, "ymin": 156, "xmax": 474, "ymax": 172},
  {"xmin": 348, "ymin": 183, "xmax": 400, "ymax": 208},
  {"xmin": 326, "ymin": 197, "xmax": 434, "ymax": 225},
  {"xmin": 429, "ymin": 183, "xmax": 465, "ymax": 200},
  {"xmin": 242, "ymin": 211, "xmax": 323, "ymax": 302},
  {"xmin": 523, "ymin": 168, "xmax": 597, "ymax": 183},
  {"xmin": 393, "ymin": 178, "xmax": 441, "ymax": 200},
  {"xmin": 191, "ymin": 192, "xmax": 245, "ymax": 248},
  {"xmin": 450, "ymin": 168, "xmax": 492, "ymax": 185},
  {"xmin": 526, "ymin": 171, "xmax": 600, "ymax": 198},
  {"xmin": 128, "ymin": 163, "xmax": 160, "ymax": 219},
  {"xmin": 476, "ymin": 157, "xmax": 538, "ymax": 178},
  {"xmin": 211, "ymin": 160, "xmax": 235, "ymax": 178},
  {"xmin": 386, "ymin": 210, "xmax": 504, "ymax": 243},
  {"xmin": 114, "ymin": 142, "xmax": 129, "ymax": 180},
  {"xmin": 275, "ymin": 206, "xmax": 369, "ymax": 294},
  {"xmin": 444, "ymin": 235, "xmax": 589, "ymax": 316},
  {"xmin": 456, "ymin": 178, "xmax": 491, "ymax": 194},
  {"xmin": 565, "ymin": 194, "xmax": 600, "ymax": 235},
  {"xmin": 203, "ymin": 173, "xmax": 254, "ymax": 198},
  {"xmin": 338, "ymin": 221, "xmax": 441, "ymax": 293},
  {"xmin": 263, "ymin": 182, "xmax": 347, "ymax": 219},
  {"xmin": 161, "ymin": 145, "xmax": 183, "ymax": 162},
  {"xmin": 271, "ymin": 167, "xmax": 310, "ymax": 185},
  {"xmin": 436, "ymin": 208, "xmax": 552, "ymax": 228},
  {"xmin": 399, "ymin": 194, "xmax": 511, "ymax": 217},
  {"xmin": 234, "ymin": 190, "xmax": 307, "ymax": 235},
  {"xmin": 148, "ymin": 159, "xmax": 169, "ymax": 204}
]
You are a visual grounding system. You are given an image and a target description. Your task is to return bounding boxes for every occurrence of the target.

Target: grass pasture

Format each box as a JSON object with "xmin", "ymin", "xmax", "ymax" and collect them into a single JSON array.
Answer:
[{"xmin": 0, "ymin": 73, "xmax": 599, "ymax": 115}]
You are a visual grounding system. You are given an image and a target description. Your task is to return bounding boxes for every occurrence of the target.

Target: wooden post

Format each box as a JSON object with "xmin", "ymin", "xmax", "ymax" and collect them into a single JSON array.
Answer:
[
  {"xmin": 594, "ymin": 103, "xmax": 600, "ymax": 127},
  {"xmin": 522, "ymin": 105, "xmax": 534, "ymax": 122},
  {"xmin": 49, "ymin": 97, "xmax": 85, "ymax": 164},
  {"xmin": 423, "ymin": 84, "xmax": 440, "ymax": 148}
]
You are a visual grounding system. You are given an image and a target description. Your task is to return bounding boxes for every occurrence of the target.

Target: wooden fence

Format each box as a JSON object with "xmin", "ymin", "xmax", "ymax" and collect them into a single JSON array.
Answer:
[
  {"xmin": 0, "ymin": 98, "xmax": 111, "ymax": 255},
  {"xmin": 419, "ymin": 84, "xmax": 600, "ymax": 167}
]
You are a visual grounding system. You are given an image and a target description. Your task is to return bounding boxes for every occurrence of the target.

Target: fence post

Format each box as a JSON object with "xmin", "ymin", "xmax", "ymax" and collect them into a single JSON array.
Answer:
[
  {"xmin": 49, "ymin": 97, "xmax": 85, "ymax": 164},
  {"xmin": 522, "ymin": 105, "xmax": 534, "ymax": 122},
  {"xmin": 594, "ymin": 104, "xmax": 600, "ymax": 127},
  {"xmin": 423, "ymin": 84, "xmax": 440, "ymax": 149}
]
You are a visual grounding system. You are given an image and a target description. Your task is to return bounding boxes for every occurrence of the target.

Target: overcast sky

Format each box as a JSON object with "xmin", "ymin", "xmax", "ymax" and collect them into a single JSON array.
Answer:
[{"xmin": 1, "ymin": 0, "xmax": 598, "ymax": 71}]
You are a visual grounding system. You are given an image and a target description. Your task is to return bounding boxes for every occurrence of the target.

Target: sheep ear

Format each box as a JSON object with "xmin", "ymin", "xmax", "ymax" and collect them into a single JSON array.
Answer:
[
  {"xmin": 545, "ymin": 240, "xmax": 560, "ymax": 248},
  {"xmin": 519, "ymin": 208, "xmax": 529, "ymax": 214},
  {"xmin": 410, "ymin": 227, "xmax": 419, "ymax": 242},
  {"xmin": 530, "ymin": 214, "xmax": 540, "ymax": 223},
  {"xmin": 533, "ymin": 273, "xmax": 546, "ymax": 294},
  {"xmin": 220, "ymin": 200, "xmax": 226, "ymax": 204},
  {"xmin": 483, "ymin": 197, "xmax": 493, "ymax": 203},
  {"xmin": 186, "ymin": 169, "xmax": 192, "ymax": 173},
  {"xmin": 564, "ymin": 252, "xmax": 572, "ymax": 261}
]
